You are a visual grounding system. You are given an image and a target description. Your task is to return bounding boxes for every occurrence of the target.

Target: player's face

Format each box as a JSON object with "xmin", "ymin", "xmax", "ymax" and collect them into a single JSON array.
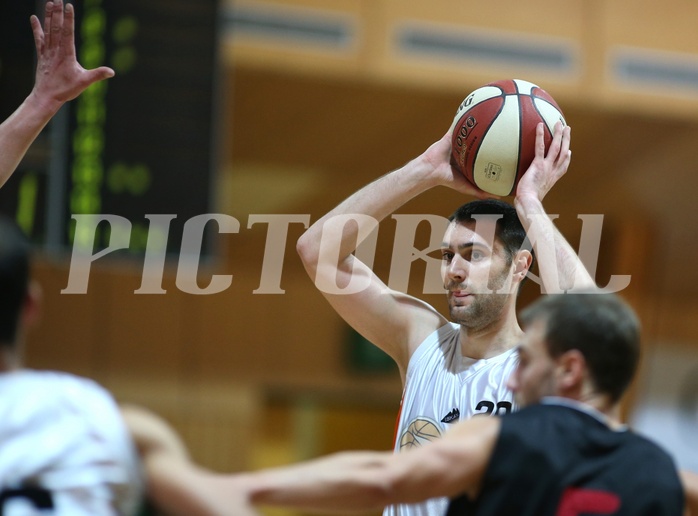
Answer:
[
  {"xmin": 507, "ymin": 318, "xmax": 557, "ymax": 407},
  {"xmin": 440, "ymin": 220, "xmax": 516, "ymax": 331}
]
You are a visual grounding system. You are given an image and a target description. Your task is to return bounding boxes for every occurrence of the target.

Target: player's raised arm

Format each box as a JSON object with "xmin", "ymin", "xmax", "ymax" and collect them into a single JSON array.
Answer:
[
  {"xmin": 514, "ymin": 122, "xmax": 597, "ymax": 293},
  {"xmin": 0, "ymin": 0, "xmax": 115, "ymax": 188},
  {"xmin": 296, "ymin": 130, "xmax": 486, "ymax": 377}
]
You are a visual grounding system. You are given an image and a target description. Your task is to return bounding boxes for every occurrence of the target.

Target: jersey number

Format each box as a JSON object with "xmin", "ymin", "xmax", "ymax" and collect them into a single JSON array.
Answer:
[
  {"xmin": 475, "ymin": 400, "xmax": 512, "ymax": 416},
  {"xmin": 556, "ymin": 487, "xmax": 620, "ymax": 516},
  {"xmin": 0, "ymin": 487, "xmax": 54, "ymax": 515}
]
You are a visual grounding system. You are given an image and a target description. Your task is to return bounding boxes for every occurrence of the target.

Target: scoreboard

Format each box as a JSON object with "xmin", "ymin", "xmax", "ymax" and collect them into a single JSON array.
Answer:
[{"xmin": 0, "ymin": 0, "xmax": 220, "ymax": 256}]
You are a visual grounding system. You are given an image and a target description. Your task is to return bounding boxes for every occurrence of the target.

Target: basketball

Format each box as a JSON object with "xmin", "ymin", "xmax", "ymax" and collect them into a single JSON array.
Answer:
[{"xmin": 450, "ymin": 79, "xmax": 566, "ymax": 196}]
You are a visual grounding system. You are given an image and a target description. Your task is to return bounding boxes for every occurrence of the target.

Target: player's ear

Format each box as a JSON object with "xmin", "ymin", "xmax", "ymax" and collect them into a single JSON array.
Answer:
[
  {"xmin": 512, "ymin": 249, "xmax": 532, "ymax": 281},
  {"xmin": 22, "ymin": 280, "xmax": 43, "ymax": 329},
  {"xmin": 555, "ymin": 349, "xmax": 586, "ymax": 392}
]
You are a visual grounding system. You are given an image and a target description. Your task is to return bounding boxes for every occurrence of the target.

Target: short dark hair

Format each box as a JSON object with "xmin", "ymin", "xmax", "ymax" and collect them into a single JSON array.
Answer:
[
  {"xmin": 448, "ymin": 199, "xmax": 530, "ymax": 265},
  {"xmin": 0, "ymin": 217, "xmax": 31, "ymax": 345},
  {"xmin": 521, "ymin": 292, "xmax": 641, "ymax": 403}
]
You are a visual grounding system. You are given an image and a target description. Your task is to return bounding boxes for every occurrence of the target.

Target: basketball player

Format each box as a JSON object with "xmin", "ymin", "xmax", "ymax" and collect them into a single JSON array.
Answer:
[
  {"xmin": 296, "ymin": 112, "xmax": 594, "ymax": 514},
  {"xmin": 129, "ymin": 292, "xmax": 694, "ymax": 515},
  {"xmin": 0, "ymin": 216, "xmax": 143, "ymax": 514},
  {"xmin": 0, "ymin": 0, "xmax": 114, "ymax": 188}
]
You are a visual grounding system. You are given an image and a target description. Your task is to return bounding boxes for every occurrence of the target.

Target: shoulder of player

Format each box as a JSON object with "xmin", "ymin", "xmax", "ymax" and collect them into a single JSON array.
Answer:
[
  {"xmin": 17, "ymin": 369, "xmax": 118, "ymax": 410},
  {"xmin": 388, "ymin": 289, "xmax": 449, "ymax": 333},
  {"xmin": 401, "ymin": 299, "xmax": 451, "ymax": 361},
  {"xmin": 2, "ymin": 369, "xmax": 97, "ymax": 389},
  {"xmin": 354, "ymin": 288, "xmax": 449, "ymax": 365}
]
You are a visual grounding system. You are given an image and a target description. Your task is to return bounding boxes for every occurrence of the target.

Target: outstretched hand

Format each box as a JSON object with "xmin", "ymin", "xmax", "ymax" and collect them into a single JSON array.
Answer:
[
  {"xmin": 422, "ymin": 129, "xmax": 497, "ymax": 200},
  {"xmin": 30, "ymin": 0, "xmax": 115, "ymax": 110},
  {"xmin": 0, "ymin": 0, "xmax": 115, "ymax": 189},
  {"xmin": 515, "ymin": 121, "xmax": 571, "ymax": 201}
]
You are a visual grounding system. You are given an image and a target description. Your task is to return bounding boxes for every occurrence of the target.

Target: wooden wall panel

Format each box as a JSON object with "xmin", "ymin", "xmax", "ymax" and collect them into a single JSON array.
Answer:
[
  {"xmin": 222, "ymin": 0, "xmax": 365, "ymax": 79},
  {"xmin": 26, "ymin": 259, "xmax": 105, "ymax": 377},
  {"xmin": 97, "ymin": 268, "xmax": 188, "ymax": 389},
  {"xmin": 375, "ymin": 0, "xmax": 584, "ymax": 91},
  {"xmin": 189, "ymin": 268, "xmax": 364, "ymax": 383},
  {"xmin": 383, "ymin": 0, "xmax": 583, "ymax": 38},
  {"xmin": 602, "ymin": 0, "xmax": 698, "ymax": 53},
  {"xmin": 595, "ymin": 0, "xmax": 698, "ymax": 116},
  {"xmin": 221, "ymin": 0, "xmax": 698, "ymax": 118},
  {"xmin": 112, "ymin": 377, "xmax": 263, "ymax": 472}
]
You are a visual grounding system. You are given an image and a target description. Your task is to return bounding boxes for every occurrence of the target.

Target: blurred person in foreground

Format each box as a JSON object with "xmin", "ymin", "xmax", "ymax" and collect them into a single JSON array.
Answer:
[
  {"xmin": 129, "ymin": 292, "xmax": 698, "ymax": 516},
  {"xmin": 0, "ymin": 216, "xmax": 143, "ymax": 514},
  {"xmin": 0, "ymin": 1, "xmax": 145, "ymax": 514}
]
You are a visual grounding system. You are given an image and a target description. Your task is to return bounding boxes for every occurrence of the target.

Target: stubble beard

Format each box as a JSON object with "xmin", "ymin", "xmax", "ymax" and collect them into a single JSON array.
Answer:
[
  {"xmin": 449, "ymin": 292, "xmax": 510, "ymax": 331},
  {"xmin": 448, "ymin": 266, "xmax": 513, "ymax": 332},
  {"xmin": 516, "ymin": 370, "xmax": 556, "ymax": 408}
]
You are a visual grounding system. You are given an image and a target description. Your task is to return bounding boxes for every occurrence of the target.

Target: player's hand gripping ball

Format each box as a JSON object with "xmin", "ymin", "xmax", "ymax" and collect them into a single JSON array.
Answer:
[{"xmin": 450, "ymin": 79, "xmax": 566, "ymax": 196}]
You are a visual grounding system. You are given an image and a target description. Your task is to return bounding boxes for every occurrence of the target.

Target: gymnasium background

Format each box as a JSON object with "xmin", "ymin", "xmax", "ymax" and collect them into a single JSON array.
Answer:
[{"xmin": 2, "ymin": 1, "xmax": 698, "ymax": 514}]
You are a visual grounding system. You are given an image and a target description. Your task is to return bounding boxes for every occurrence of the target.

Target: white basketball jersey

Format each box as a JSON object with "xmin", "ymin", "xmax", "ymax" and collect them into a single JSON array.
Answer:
[
  {"xmin": 384, "ymin": 322, "xmax": 519, "ymax": 516},
  {"xmin": 0, "ymin": 370, "xmax": 143, "ymax": 515}
]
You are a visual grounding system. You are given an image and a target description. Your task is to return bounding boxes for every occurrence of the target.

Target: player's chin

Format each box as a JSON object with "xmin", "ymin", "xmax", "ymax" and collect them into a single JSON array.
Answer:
[{"xmin": 448, "ymin": 304, "xmax": 473, "ymax": 323}]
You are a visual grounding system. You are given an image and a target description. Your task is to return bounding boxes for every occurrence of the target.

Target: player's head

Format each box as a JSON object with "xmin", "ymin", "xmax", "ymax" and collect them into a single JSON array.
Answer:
[
  {"xmin": 508, "ymin": 292, "xmax": 641, "ymax": 407},
  {"xmin": 0, "ymin": 217, "xmax": 32, "ymax": 347},
  {"xmin": 448, "ymin": 199, "xmax": 529, "ymax": 264},
  {"xmin": 441, "ymin": 200, "xmax": 533, "ymax": 330}
]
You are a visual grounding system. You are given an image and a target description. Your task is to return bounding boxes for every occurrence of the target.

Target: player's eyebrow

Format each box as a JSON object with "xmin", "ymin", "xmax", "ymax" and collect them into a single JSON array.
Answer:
[{"xmin": 440, "ymin": 242, "xmax": 489, "ymax": 251}]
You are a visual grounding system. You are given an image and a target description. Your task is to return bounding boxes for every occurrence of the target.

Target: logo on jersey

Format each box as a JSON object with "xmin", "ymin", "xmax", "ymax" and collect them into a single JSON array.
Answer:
[
  {"xmin": 441, "ymin": 408, "xmax": 460, "ymax": 424},
  {"xmin": 399, "ymin": 417, "xmax": 442, "ymax": 451}
]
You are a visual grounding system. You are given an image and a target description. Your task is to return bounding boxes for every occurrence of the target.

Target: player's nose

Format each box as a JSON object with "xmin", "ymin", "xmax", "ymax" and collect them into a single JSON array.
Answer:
[{"xmin": 445, "ymin": 255, "xmax": 468, "ymax": 283}]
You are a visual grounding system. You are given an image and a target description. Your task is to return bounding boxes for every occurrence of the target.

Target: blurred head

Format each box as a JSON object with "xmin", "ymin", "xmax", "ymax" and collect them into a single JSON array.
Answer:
[
  {"xmin": 0, "ymin": 217, "xmax": 32, "ymax": 347},
  {"xmin": 507, "ymin": 292, "xmax": 641, "ymax": 407},
  {"xmin": 441, "ymin": 200, "xmax": 532, "ymax": 330}
]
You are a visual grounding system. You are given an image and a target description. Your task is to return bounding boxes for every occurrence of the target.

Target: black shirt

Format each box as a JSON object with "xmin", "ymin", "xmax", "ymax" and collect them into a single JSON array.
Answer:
[{"xmin": 447, "ymin": 399, "xmax": 684, "ymax": 516}]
